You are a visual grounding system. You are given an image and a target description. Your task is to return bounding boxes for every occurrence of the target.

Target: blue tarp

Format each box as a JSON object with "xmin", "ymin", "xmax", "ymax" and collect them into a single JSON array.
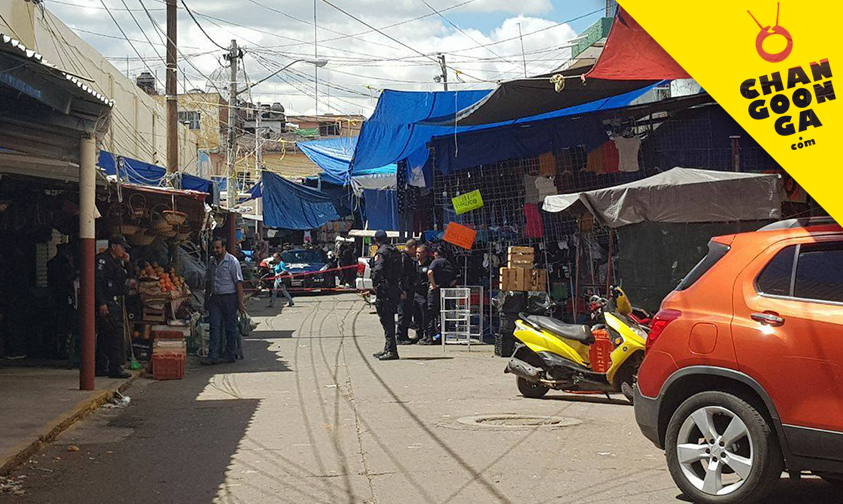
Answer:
[
  {"xmin": 351, "ymin": 84, "xmax": 660, "ymax": 174},
  {"xmin": 298, "ymin": 136, "xmax": 396, "ymax": 184},
  {"xmin": 363, "ymin": 189, "xmax": 399, "ymax": 231},
  {"xmin": 350, "ymin": 89, "xmax": 491, "ymax": 172},
  {"xmin": 430, "ymin": 83, "xmax": 664, "ymax": 173},
  {"xmin": 98, "ymin": 151, "xmax": 214, "ymax": 193},
  {"xmin": 262, "ymin": 171, "xmax": 341, "ymax": 230}
]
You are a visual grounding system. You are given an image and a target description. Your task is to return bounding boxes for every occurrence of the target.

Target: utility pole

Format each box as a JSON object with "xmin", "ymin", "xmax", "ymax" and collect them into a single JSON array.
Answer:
[
  {"xmin": 255, "ymin": 105, "xmax": 262, "ymax": 181},
  {"xmin": 314, "ymin": 0, "xmax": 318, "ymax": 118},
  {"xmin": 518, "ymin": 22, "xmax": 527, "ymax": 78},
  {"xmin": 165, "ymin": 0, "xmax": 178, "ymax": 174},
  {"xmin": 225, "ymin": 39, "xmax": 239, "ymax": 209},
  {"xmin": 438, "ymin": 53, "xmax": 448, "ymax": 91}
]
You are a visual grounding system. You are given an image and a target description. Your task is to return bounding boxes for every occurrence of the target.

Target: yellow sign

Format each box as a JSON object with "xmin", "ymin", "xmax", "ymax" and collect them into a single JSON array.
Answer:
[
  {"xmin": 452, "ymin": 190, "xmax": 484, "ymax": 215},
  {"xmin": 618, "ymin": 0, "xmax": 842, "ymax": 221}
]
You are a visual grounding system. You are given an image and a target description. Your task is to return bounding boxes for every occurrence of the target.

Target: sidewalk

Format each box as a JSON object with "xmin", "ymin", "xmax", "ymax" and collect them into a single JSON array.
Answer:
[{"xmin": 0, "ymin": 365, "xmax": 140, "ymax": 475}]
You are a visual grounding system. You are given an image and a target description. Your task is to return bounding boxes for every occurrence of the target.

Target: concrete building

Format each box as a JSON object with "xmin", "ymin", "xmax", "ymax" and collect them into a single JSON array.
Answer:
[{"xmin": 0, "ymin": 1, "xmax": 201, "ymax": 174}]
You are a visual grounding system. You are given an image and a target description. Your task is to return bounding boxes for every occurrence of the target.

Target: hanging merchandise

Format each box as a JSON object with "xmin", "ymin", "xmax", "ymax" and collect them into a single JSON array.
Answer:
[
  {"xmin": 523, "ymin": 203, "xmax": 544, "ymax": 238},
  {"xmin": 396, "ymin": 160, "xmax": 408, "ymax": 213},
  {"xmin": 611, "ymin": 134, "xmax": 642, "ymax": 172},
  {"xmin": 586, "ymin": 141, "xmax": 620, "ymax": 174},
  {"xmin": 535, "ymin": 176, "xmax": 558, "ymax": 201},
  {"xmin": 538, "ymin": 152, "xmax": 557, "ymax": 176},
  {"xmin": 523, "ymin": 174, "xmax": 541, "ymax": 204}
]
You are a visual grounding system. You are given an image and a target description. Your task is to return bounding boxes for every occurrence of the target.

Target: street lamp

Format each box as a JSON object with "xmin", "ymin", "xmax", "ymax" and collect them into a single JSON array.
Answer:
[
  {"xmin": 226, "ymin": 58, "xmax": 328, "ymax": 208},
  {"xmin": 242, "ymin": 58, "xmax": 328, "ymax": 95}
]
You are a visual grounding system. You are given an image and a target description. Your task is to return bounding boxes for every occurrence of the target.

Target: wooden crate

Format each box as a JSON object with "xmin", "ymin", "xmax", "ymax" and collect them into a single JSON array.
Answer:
[
  {"xmin": 507, "ymin": 246, "xmax": 534, "ymax": 254},
  {"xmin": 500, "ymin": 267, "xmax": 547, "ymax": 292},
  {"xmin": 507, "ymin": 254, "xmax": 534, "ymax": 268}
]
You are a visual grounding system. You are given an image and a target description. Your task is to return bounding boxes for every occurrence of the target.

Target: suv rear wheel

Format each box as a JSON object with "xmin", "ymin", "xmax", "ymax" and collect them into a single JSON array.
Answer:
[{"xmin": 665, "ymin": 391, "xmax": 783, "ymax": 504}]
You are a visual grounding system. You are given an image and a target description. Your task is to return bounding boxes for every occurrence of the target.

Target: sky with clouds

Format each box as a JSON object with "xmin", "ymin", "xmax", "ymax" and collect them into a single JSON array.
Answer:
[{"xmin": 42, "ymin": 0, "xmax": 608, "ymax": 116}]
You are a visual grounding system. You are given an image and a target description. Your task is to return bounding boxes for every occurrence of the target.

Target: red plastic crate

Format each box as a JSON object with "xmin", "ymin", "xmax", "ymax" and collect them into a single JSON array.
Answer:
[
  {"xmin": 154, "ymin": 330, "xmax": 186, "ymax": 340},
  {"xmin": 152, "ymin": 352, "xmax": 185, "ymax": 380},
  {"xmin": 589, "ymin": 329, "xmax": 614, "ymax": 374}
]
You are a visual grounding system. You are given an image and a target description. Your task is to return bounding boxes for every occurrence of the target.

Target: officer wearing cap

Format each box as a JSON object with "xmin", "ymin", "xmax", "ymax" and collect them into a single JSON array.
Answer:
[
  {"xmin": 371, "ymin": 230, "xmax": 402, "ymax": 361},
  {"xmin": 95, "ymin": 235, "xmax": 133, "ymax": 378}
]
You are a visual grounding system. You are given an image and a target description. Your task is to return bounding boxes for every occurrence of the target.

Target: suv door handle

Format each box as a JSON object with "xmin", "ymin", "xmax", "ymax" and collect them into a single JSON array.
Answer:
[{"xmin": 752, "ymin": 312, "xmax": 785, "ymax": 326}]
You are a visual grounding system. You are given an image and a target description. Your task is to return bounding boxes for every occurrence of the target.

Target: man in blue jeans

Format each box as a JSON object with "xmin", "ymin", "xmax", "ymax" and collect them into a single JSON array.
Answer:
[{"xmin": 202, "ymin": 238, "xmax": 246, "ymax": 365}]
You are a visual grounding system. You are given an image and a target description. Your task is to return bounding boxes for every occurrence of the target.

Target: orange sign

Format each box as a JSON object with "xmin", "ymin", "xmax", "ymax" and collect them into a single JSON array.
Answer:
[{"xmin": 443, "ymin": 222, "xmax": 477, "ymax": 250}]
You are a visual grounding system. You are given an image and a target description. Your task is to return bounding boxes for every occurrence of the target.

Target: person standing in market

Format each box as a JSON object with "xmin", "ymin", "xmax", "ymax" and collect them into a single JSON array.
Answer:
[
  {"xmin": 95, "ymin": 235, "xmax": 133, "ymax": 378},
  {"xmin": 371, "ymin": 230, "xmax": 402, "ymax": 361},
  {"xmin": 253, "ymin": 233, "xmax": 269, "ymax": 264},
  {"xmin": 203, "ymin": 238, "xmax": 246, "ymax": 365},
  {"xmin": 396, "ymin": 239, "xmax": 419, "ymax": 345},
  {"xmin": 420, "ymin": 245, "xmax": 456, "ymax": 345},
  {"xmin": 267, "ymin": 251, "xmax": 294, "ymax": 308},
  {"xmin": 413, "ymin": 244, "xmax": 432, "ymax": 343}
]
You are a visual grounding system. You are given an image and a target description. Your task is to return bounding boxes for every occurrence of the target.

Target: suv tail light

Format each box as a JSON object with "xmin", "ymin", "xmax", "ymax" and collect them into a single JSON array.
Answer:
[
  {"xmin": 357, "ymin": 262, "xmax": 366, "ymax": 276},
  {"xmin": 646, "ymin": 309, "xmax": 682, "ymax": 353}
]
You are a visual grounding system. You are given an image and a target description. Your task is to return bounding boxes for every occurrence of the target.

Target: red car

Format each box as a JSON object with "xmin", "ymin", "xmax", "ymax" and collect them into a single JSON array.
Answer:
[{"xmin": 634, "ymin": 217, "xmax": 843, "ymax": 504}]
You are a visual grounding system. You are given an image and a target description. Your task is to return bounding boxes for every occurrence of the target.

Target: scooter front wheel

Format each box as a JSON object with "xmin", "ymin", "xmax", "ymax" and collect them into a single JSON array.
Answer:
[{"xmin": 517, "ymin": 377, "xmax": 549, "ymax": 399}]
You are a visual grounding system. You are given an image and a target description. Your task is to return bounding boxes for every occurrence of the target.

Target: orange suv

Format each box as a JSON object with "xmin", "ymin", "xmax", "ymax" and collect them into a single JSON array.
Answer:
[{"xmin": 634, "ymin": 217, "xmax": 843, "ymax": 504}]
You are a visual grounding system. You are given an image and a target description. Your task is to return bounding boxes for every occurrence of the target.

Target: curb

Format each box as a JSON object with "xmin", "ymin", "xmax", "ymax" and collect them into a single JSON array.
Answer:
[{"xmin": 0, "ymin": 371, "xmax": 143, "ymax": 476}]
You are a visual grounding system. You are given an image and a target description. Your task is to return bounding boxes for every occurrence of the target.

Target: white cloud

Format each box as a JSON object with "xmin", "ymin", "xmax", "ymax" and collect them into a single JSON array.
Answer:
[{"xmin": 40, "ymin": 0, "xmax": 582, "ymax": 116}]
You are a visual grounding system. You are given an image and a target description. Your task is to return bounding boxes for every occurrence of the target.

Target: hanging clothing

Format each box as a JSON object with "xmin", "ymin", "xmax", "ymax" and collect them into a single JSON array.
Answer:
[
  {"xmin": 586, "ymin": 141, "xmax": 620, "ymax": 174},
  {"xmin": 523, "ymin": 174, "xmax": 541, "ymax": 204},
  {"xmin": 535, "ymin": 176, "xmax": 558, "ymax": 201},
  {"xmin": 538, "ymin": 152, "xmax": 557, "ymax": 176},
  {"xmin": 523, "ymin": 203, "xmax": 544, "ymax": 238},
  {"xmin": 611, "ymin": 135, "xmax": 641, "ymax": 172}
]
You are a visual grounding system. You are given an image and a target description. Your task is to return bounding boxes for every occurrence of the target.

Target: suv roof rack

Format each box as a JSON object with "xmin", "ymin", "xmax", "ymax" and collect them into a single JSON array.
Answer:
[{"xmin": 758, "ymin": 216, "xmax": 839, "ymax": 231}]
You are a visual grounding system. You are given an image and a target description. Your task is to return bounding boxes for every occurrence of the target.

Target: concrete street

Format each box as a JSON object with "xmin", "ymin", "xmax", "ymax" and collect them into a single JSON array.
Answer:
[{"xmin": 5, "ymin": 293, "xmax": 839, "ymax": 503}]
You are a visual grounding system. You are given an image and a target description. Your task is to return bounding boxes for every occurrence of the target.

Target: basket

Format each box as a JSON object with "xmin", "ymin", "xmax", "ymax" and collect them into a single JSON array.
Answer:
[
  {"xmin": 159, "ymin": 229, "xmax": 177, "ymax": 238},
  {"xmin": 111, "ymin": 223, "xmax": 140, "ymax": 236},
  {"xmin": 175, "ymin": 227, "xmax": 192, "ymax": 241},
  {"xmin": 129, "ymin": 193, "xmax": 148, "ymax": 220},
  {"xmin": 162, "ymin": 210, "xmax": 188, "ymax": 226},
  {"xmin": 128, "ymin": 232, "xmax": 156, "ymax": 246}
]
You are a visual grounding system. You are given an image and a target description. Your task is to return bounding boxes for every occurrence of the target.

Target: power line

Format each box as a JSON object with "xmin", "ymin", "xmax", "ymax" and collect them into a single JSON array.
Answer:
[
  {"xmin": 318, "ymin": 0, "xmax": 484, "ymax": 82},
  {"xmin": 179, "ymin": 0, "xmax": 228, "ymax": 51},
  {"xmin": 98, "ymin": 0, "xmax": 166, "ymax": 88}
]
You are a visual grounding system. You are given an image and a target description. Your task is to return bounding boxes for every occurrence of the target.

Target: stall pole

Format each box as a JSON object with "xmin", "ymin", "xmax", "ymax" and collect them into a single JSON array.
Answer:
[
  {"xmin": 606, "ymin": 229, "xmax": 614, "ymax": 295},
  {"xmin": 227, "ymin": 213, "xmax": 237, "ymax": 252},
  {"xmin": 79, "ymin": 135, "xmax": 96, "ymax": 391}
]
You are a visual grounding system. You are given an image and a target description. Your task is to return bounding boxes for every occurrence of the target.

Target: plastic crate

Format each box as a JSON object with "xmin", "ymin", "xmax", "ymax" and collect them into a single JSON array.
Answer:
[
  {"xmin": 588, "ymin": 329, "xmax": 614, "ymax": 374},
  {"xmin": 152, "ymin": 352, "xmax": 185, "ymax": 380}
]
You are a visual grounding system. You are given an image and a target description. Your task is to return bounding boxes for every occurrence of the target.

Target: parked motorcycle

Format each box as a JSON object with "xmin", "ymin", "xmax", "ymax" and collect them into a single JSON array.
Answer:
[{"xmin": 505, "ymin": 287, "xmax": 648, "ymax": 403}]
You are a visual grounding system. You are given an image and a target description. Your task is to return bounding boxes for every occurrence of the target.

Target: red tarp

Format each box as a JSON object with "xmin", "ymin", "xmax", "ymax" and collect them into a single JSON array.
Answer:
[{"xmin": 586, "ymin": 7, "xmax": 691, "ymax": 81}]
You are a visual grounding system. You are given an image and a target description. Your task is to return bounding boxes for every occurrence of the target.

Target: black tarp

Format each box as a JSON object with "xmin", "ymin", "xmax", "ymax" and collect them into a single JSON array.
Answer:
[
  {"xmin": 615, "ymin": 221, "xmax": 773, "ymax": 312},
  {"xmin": 426, "ymin": 66, "xmax": 658, "ymax": 126}
]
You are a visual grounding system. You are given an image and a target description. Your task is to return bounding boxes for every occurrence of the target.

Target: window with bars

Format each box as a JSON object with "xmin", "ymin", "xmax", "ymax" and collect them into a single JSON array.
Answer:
[{"xmin": 178, "ymin": 110, "xmax": 202, "ymax": 130}]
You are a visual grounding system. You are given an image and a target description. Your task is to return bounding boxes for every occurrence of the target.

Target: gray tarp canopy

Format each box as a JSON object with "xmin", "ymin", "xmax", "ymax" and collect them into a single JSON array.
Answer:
[{"xmin": 542, "ymin": 168, "xmax": 781, "ymax": 227}]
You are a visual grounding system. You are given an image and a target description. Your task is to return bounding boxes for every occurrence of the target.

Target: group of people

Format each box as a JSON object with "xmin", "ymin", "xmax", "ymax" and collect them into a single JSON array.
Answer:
[{"xmin": 369, "ymin": 230, "xmax": 456, "ymax": 361}]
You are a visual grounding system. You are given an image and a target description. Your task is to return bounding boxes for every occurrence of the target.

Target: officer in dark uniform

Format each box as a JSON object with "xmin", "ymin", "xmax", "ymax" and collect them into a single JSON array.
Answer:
[
  {"xmin": 413, "ymin": 244, "xmax": 432, "ymax": 343},
  {"xmin": 371, "ymin": 230, "xmax": 402, "ymax": 361},
  {"xmin": 95, "ymin": 235, "xmax": 133, "ymax": 378},
  {"xmin": 396, "ymin": 239, "xmax": 418, "ymax": 345}
]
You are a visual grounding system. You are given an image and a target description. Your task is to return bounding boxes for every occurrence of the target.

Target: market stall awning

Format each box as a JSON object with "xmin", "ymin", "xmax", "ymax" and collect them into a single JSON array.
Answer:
[
  {"xmin": 98, "ymin": 151, "xmax": 215, "ymax": 194},
  {"xmin": 542, "ymin": 167, "xmax": 781, "ymax": 227},
  {"xmin": 261, "ymin": 171, "xmax": 342, "ymax": 230},
  {"xmin": 298, "ymin": 136, "xmax": 396, "ymax": 186},
  {"xmin": 350, "ymin": 89, "xmax": 492, "ymax": 172},
  {"xmin": 585, "ymin": 7, "xmax": 690, "ymax": 81},
  {"xmin": 425, "ymin": 66, "xmax": 659, "ymax": 126}
]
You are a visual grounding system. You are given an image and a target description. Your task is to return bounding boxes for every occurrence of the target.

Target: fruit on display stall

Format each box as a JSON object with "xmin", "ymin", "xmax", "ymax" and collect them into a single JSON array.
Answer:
[{"xmin": 138, "ymin": 262, "xmax": 191, "ymax": 296}]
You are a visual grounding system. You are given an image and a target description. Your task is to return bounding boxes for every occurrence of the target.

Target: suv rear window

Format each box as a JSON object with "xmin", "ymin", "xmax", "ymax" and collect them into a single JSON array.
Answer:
[
  {"xmin": 676, "ymin": 240, "xmax": 730, "ymax": 291},
  {"xmin": 794, "ymin": 243, "xmax": 843, "ymax": 303},
  {"xmin": 756, "ymin": 246, "xmax": 796, "ymax": 296}
]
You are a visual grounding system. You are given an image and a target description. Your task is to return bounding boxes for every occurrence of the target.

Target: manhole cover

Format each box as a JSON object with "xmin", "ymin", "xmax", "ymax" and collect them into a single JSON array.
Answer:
[{"xmin": 456, "ymin": 414, "xmax": 581, "ymax": 430}]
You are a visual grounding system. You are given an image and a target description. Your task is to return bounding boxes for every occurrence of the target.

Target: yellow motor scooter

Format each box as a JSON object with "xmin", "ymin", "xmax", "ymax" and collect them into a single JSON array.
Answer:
[{"xmin": 504, "ymin": 287, "xmax": 648, "ymax": 403}]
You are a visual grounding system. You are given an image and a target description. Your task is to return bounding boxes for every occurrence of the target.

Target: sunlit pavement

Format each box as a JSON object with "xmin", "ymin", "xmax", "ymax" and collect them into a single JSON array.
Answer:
[{"xmin": 7, "ymin": 293, "xmax": 839, "ymax": 503}]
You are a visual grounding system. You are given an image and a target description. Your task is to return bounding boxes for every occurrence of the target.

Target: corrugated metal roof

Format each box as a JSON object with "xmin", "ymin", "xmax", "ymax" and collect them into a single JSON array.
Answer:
[{"xmin": 0, "ymin": 33, "xmax": 114, "ymax": 107}]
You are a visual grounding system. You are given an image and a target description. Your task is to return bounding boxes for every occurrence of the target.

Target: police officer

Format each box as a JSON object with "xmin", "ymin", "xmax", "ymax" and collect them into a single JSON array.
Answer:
[
  {"xmin": 396, "ymin": 239, "xmax": 418, "ymax": 345},
  {"xmin": 95, "ymin": 235, "xmax": 133, "ymax": 378},
  {"xmin": 413, "ymin": 244, "xmax": 432, "ymax": 343},
  {"xmin": 371, "ymin": 230, "xmax": 402, "ymax": 361}
]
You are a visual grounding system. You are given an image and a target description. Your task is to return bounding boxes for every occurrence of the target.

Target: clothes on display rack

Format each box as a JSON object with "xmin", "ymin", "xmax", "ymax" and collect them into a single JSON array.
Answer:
[
  {"xmin": 610, "ymin": 134, "xmax": 642, "ymax": 172},
  {"xmin": 538, "ymin": 152, "xmax": 557, "ymax": 176},
  {"xmin": 535, "ymin": 176, "xmax": 558, "ymax": 201},
  {"xmin": 523, "ymin": 203, "xmax": 544, "ymax": 238},
  {"xmin": 585, "ymin": 141, "xmax": 620, "ymax": 174}
]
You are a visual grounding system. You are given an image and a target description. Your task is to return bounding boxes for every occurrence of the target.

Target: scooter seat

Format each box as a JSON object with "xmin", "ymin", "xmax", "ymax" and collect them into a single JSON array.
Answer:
[{"xmin": 525, "ymin": 315, "xmax": 594, "ymax": 344}]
